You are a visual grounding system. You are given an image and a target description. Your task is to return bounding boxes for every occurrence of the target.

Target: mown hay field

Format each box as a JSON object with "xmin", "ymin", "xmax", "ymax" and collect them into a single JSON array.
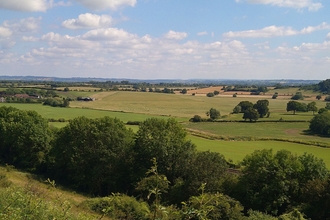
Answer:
[{"xmin": 69, "ymin": 90, "xmax": 327, "ymax": 119}]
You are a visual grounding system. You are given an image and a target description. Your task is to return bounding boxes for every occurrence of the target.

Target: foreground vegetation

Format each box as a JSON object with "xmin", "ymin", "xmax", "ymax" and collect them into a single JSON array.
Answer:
[{"xmin": 1, "ymin": 106, "xmax": 330, "ymax": 219}]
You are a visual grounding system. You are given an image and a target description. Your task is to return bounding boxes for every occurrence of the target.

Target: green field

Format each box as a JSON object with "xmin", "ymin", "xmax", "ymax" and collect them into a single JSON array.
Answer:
[
  {"xmin": 68, "ymin": 91, "xmax": 327, "ymax": 119},
  {"xmin": 2, "ymin": 90, "xmax": 330, "ymax": 168},
  {"xmin": 184, "ymin": 121, "xmax": 329, "ymax": 144},
  {"xmin": 0, "ymin": 103, "xmax": 184, "ymax": 122},
  {"xmin": 188, "ymin": 135, "xmax": 330, "ymax": 167}
]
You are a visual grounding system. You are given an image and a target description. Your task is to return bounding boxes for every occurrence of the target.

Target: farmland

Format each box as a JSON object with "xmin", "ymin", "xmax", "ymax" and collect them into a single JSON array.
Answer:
[{"xmin": 1, "ymin": 86, "xmax": 329, "ymax": 167}]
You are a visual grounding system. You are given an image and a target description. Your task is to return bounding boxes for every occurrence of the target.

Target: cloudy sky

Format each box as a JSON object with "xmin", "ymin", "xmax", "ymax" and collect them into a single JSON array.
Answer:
[{"xmin": 0, "ymin": 0, "xmax": 329, "ymax": 80}]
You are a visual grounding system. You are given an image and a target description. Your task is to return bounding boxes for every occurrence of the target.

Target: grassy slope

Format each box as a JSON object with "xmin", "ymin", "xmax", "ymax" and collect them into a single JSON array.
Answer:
[{"xmin": 0, "ymin": 166, "xmax": 107, "ymax": 219}]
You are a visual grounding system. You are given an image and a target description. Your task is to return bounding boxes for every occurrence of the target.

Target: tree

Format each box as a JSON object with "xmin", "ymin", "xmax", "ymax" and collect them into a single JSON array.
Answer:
[
  {"xmin": 237, "ymin": 101, "xmax": 254, "ymax": 113},
  {"xmin": 253, "ymin": 100, "xmax": 269, "ymax": 118},
  {"xmin": 206, "ymin": 108, "xmax": 220, "ymax": 120},
  {"xmin": 316, "ymin": 95, "xmax": 322, "ymax": 100},
  {"xmin": 272, "ymin": 92, "xmax": 278, "ymax": 99},
  {"xmin": 326, "ymin": 102, "xmax": 330, "ymax": 110},
  {"xmin": 325, "ymin": 96, "xmax": 330, "ymax": 102},
  {"xmin": 190, "ymin": 115, "xmax": 203, "ymax": 122},
  {"xmin": 0, "ymin": 107, "xmax": 52, "ymax": 170},
  {"xmin": 181, "ymin": 88, "xmax": 187, "ymax": 94},
  {"xmin": 63, "ymin": 87, "xmax": 70, "ymax": 92},
  {"xmin": 243, "ymin": 107, "xmax": 259, "ymax": 122},
  {"xmin": 49, "ymin": 116, "xmax": 135, "ymax": 195},
  {"xmin": 133, "ymin": 118, "xmax": 196, "ymax": 188},
  {"xmin": 317, "ymin": 79, "xmax": 330, "ymax": 93},
  {"xmin": 232, "ymin": 105, "xmax": 241, "ymax": 114},
  {"xmin": 318, "ymin": 108, "xmax": 328, "ymax": 114},
  {"xmin": 206, "ymin": 92, "xmax": 214, "ymax": 97},
  {"xmin": 307, "ymin": 102, "xmax": 318, "ymax": 115},
  {"xmin": 291, "ymin": 92, "xmax": 304, "ymax": 100},
  {"xmin": 287, "ymin": 101, "xmax": 301, "ymax": 114},
  {"xmin": 214, "ymin": 90, "xmax": 220, "ymax": 95},
  {"xmin": 234, "ymin": 149, "xmax": 328, "ymax": 216},
  {"xmin": 309, "ymin": 111, "xmax": 330, "ymax": 135}
]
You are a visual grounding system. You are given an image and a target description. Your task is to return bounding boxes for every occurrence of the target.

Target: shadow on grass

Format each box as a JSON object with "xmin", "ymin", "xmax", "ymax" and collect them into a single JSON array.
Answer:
[{"xmin": 302, "ymin": 129, "xmax": 330, "ymax": 138}]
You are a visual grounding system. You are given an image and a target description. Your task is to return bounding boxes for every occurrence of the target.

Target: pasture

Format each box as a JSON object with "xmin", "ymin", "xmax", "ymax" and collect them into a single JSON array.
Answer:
[
  {"xmin": 188, "ymin": 135, "xmax": 330, "ymax": 168},
  {"xmin": 0, "ymin": 103, "xmax": 181, "ymax": 122},
  {"xmin": 1, "ymin": 88, "xmax": 329, "ymax": 167},
  {"xmin": 185, "ymin": 121, "xmax": 330, "ymax": 146}
]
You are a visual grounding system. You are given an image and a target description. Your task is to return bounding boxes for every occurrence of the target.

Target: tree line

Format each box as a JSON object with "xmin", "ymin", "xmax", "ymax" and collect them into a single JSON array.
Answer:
[{"xmin": 0, "ymin": 106, "xmax": 330, "ymax": 219}]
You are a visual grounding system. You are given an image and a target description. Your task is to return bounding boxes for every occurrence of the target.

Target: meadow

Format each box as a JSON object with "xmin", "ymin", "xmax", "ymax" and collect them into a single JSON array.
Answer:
[
  {"xmin": 69, "ymin": 90, "xmax": 327, "ymax": 119},
  {"xmin": 1, "ymin": 87, "xmax": 330, "ymax": 167},
  {"xmin": 188, "ymin": 135, "xmax": 330, "ymax": 167}
]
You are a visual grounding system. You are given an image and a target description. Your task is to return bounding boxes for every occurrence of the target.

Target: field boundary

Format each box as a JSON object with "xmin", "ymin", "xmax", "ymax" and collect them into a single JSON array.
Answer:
[{"xmin": 187, "ymin": 128, "xmax": 330, "ymax": 148}]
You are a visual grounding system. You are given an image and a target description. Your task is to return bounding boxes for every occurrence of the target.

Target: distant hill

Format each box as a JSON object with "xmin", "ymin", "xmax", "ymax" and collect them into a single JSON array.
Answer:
[{"xmin": 0, "ymin": 75, "xmax": 321, "ymax": 85}]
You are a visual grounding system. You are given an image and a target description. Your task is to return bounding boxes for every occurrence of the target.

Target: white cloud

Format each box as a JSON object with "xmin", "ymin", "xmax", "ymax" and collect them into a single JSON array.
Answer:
[
  {"xmin": 74, "ymin": 0, "xmax": 136, "ymax": 10},
  {"xmin": 238, "ymin": 0, "xmax": 323, "ymax": 11},
  {"xmin": 22, "ymin": 36, "xmax": 39, "ymax": 42},
  {"xmin": 224, "ymin": 23, "xmax": 330, "ymax": 38},
  {"xmin": 164, "ymin": 30, "xmax": 188, "ymax": 40},
  {"xmin": 0, "ymin": 0, "xmax": 52, "ymax": 12},
  {"xmin": 197, "ymin": 31, "xmax": 208, "ymax": 36},
  {"xmin": 0, "ymin": 26, "xmax": 12, "ymax": 37},
  {"xmin": 300, "ymin": 22, "xmax": 330, "ymax": 34},
  {"xmin": 3, "ymin": 17, "xmax": 41, "ymax": 33},
  {"xmin": 62, "ymin": 13, "xmax": 113, "ymax": 29},
  {"xmin": 327, "ymin": 33, "xmax": 330, "ymax": 39},
  {"xmin": 82, "ymin": 28, "xmax": 136, "ymax": 41}
]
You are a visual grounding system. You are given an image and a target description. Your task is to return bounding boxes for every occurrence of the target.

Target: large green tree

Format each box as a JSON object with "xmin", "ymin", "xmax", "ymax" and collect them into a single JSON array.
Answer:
[
  {"xmin": 49, "ymin": 116, "xmax": 135, "ymax": 195},
  {"xmin": 253, "ymin": 100, "xmax": 269, "ymax": 118},
  {"xmin": 206, "ymin": 108, "xmax": 220, "ymax": 120},
  {"xmin": 234, "ymin": 149, "xmax": 328, "ymax": 216},
  {"xmin": 243, "ymin": 107, "xmax": 259, "ymax": 122},
  {"xmin": 286, "ymin": 101, "xmax": 302, "ymax": 114},
  {"xmin": 238, "ymin": 101, "xmax": 254, "ymax": 113},
  {"xmin": 307, "ymin": 101, "xmax": 318, "ymax": 115},
  {"xmin": 133, "ymin": 118, "xmax": 196, "ymax": 186},
  {"xmin": 0, "ymin": 106, "xmax": 52, "ymax": 170},
  {"xmin": 309, "ymin": 111, "xmax": 330, "ymax": 135}
]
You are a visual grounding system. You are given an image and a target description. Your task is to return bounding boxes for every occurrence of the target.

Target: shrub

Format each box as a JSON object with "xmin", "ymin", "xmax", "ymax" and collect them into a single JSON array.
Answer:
[
  {"xmin": 127, "ymin": 121, "xmax": 141, "ymax": 125},
  {"xmin": 80, "ymin": 194, "xmax": 150, "ymax": 220},
  {"xmin": 291, "ymin": 92, "xmax": 304, "ymax": 100},
  {"xmin": 206, "ymin": 92, "xmax": 214, "ymax": 97},
  {"xmin": 190, "ymin": 115, "xmax": 203, "ymax": 122}
]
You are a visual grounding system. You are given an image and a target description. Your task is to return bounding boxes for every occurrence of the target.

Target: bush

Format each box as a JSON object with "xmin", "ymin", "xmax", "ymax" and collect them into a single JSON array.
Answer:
[
  {"xmin": 206, "ymin": 92, "xmax": 215, "ymax": 97},
  {"xmin": 190, "ymin": 115, "xmax": 203, "ymax": 122},
  {"xmin": 126, "ymin": 121, "xmax": 142, "ymax": 125},
  {"xmin": 325, "ymin": 96, "xmax": 330, "ymax": 102},
  {"xmin": 291, "ymin": 92, "xmax": 304, "ymax": 100},
  {"xmin": 80, "ymin": 194, "xmax": 150, "ymax": 220}
]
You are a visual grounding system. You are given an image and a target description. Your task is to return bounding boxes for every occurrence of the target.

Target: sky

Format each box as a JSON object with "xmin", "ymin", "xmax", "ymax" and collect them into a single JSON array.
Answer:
[{"xmin": 0, "ymin": 0, "xmax": 329, "ymax": 80}]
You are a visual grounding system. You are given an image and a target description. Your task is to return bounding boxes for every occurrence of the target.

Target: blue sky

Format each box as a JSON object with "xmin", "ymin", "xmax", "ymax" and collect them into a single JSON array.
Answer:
[{"xmin": 0, "ymin": 0, "xmax": 329, "ymax": 80}]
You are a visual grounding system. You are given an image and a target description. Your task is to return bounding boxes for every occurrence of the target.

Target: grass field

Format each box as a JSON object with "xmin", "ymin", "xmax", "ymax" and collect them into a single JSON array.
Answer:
[
  {"xmin": 184, "ymin": 121, "xmax": 330, "ymax": 146},
  {"xmin": 2, "ymin": 90, "xmax": 330, "ymax": 167},
  {"xmin": 188, "ymin": 135, "xmax": 330, "ymax": 168},
  {"xmin": 0, "ymin": 103, "xmax": 182, "ymax": 122},
  {"xmin": 68, "ymin": 90, "xmax": 327, "ymax": 119}
]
